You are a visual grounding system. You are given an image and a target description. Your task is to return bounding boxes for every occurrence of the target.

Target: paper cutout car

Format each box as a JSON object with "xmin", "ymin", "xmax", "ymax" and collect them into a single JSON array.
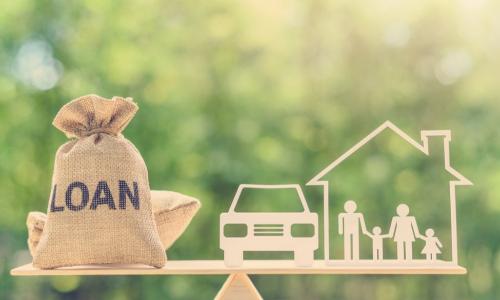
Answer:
[{"xmin": 220, "ymin": 184, "xmax": 318, "ymax": 267}]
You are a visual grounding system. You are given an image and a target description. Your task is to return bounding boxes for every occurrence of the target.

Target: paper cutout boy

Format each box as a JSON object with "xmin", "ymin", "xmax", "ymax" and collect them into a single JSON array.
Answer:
[{"xmin": 365, "ymin": 226, "xmax": 389, "ymax": 261}]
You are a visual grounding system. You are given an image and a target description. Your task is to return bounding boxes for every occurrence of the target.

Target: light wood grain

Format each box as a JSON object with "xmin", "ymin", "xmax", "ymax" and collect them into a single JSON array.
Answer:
[
  {"xmin": 215, "ymin": 273, "xmax": 262, "ymax": 300},
  {"xmin": 10, "ymin": 260, "xmax": 466, "ymax": 276}
]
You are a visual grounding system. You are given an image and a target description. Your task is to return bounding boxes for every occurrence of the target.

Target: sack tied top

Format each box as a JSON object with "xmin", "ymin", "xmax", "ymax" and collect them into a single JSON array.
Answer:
[{"xmin": 53, "ymin": 94, "xmax": 138, "ymax": 140}]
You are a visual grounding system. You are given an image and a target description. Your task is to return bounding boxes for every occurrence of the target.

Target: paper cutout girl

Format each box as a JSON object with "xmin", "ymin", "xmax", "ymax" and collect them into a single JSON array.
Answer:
[{"xmin": 421, "ymin": 229, "xmax": 442, "ymax": 261}]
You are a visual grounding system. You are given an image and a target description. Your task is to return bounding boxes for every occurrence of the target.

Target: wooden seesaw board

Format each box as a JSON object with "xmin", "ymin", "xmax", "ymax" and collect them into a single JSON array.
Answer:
[
  {"xmin": 11, "ymin": 260, "xmax": 466, "ymax": 276},
  {"xmin": 11, "ymin": 260, "xmax": 466, "ymax": 300}
]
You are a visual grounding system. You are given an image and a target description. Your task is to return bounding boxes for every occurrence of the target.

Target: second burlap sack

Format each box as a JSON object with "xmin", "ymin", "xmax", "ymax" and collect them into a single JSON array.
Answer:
[
  {"xmin": 27, "ymin": 212, "xmax": 47, "ymax": 257},
  {"xmin": 151, "ymin": 190, "xmax": 201, "ymax": 249},
  {"xmin": 33, "ymin": 95, "xmax": 166, "ymax": 269}
]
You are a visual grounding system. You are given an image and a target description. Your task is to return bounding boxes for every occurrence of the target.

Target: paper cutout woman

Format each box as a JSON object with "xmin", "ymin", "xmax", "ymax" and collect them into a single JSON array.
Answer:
[
  {"xmin": 387, "ymin": 204, "xmax": 423, "ymax": 261},
  {"xmin": 421, "ymin": 229, "xmax": 442, "ymax": 261}
]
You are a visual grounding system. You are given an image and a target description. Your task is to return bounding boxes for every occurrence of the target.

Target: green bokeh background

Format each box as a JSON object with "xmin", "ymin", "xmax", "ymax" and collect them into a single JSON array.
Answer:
[{"xmin": 1, "ymin": 0, "xmax": 499, "ymax": 299}]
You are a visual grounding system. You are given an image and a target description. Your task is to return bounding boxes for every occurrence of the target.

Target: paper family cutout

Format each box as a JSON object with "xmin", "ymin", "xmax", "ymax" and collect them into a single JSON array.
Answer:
[
  {"xmin": 220, "ymin": 121, "xmax": 472, "ymax": 268},
  {"xmin": 338, "ymin": 200, "xmax": 442, "ymax": 262}
]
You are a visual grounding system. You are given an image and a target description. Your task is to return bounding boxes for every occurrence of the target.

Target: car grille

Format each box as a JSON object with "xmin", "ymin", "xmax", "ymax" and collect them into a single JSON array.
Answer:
[{"xmin": 253, "ymin": 224, "xmax": 284, "ymax": 236}]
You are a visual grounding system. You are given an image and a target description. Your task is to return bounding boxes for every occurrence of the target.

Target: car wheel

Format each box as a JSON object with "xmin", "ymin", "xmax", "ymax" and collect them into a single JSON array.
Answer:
[
  {"xmin": 294, "ymin": 249, "xmax": 314, "ymax": 267},
  {"xmin": 224, "ymin": 250, "xmax": 243, "ymax": 267}
]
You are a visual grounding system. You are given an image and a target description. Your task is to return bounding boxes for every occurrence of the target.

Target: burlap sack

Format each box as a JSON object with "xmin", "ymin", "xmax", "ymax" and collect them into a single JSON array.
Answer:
[
  {"xmin": 151, "ymin": 190, "xmax": 201, "ymax": 250},
  {"xmin": 33, "ymin": 94, "xmax": 166, "ymax": 269},
  {"xmin": 27, "ymin": 212, "xmax": 46, "ymax": 257},
  {"xmin": 28, "ymin": 191, "xmax": 200, "ymax": 256}
]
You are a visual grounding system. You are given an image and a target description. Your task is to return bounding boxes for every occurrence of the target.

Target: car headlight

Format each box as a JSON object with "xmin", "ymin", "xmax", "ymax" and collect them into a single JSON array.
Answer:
[
  {"xmin": 291, "ymin": 223, "xmax": 315, "ymax": 237},
  {"xmin": 224, "ymin": 223, "xmax": 248, "ymax": 237}
]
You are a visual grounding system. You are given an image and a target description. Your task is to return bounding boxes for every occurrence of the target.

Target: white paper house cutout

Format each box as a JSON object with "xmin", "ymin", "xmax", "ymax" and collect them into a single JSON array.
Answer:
[{"xmin": 307, "ymin": 120, "xmax": 472, "ymax": 265}]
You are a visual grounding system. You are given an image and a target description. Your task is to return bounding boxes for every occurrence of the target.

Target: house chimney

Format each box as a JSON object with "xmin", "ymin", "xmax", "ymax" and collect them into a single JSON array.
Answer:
[{"xmin": 421, "ymin": 130, "xmax": 452, "ymax": 169}]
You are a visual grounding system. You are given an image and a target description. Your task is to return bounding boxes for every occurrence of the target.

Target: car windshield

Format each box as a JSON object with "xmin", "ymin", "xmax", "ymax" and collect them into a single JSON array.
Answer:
[{"xmin": 233, "ymin": 187, "xmax": 305, "ymax": 212}]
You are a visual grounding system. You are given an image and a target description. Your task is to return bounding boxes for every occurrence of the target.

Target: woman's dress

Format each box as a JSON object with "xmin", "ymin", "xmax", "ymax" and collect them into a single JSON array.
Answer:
[
  {"xmin": 422, "ymin": 237, "xmax": 441, "ymax": 254},
  {"xmin": 392, "ymin": 216, "xmax": 417, "ymax": 242}
]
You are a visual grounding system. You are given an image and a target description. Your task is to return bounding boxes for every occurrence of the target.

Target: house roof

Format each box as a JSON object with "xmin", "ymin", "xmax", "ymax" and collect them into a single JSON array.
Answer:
[{"xmin": 306, "ymin": 120, "xmax": 472, "ymax": 186}]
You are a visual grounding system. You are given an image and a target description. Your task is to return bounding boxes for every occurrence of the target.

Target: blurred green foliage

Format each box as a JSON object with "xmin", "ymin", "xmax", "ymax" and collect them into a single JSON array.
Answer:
[{"xmin": 1, "ymin": 0, "xmax": 499, "ymax": 299}]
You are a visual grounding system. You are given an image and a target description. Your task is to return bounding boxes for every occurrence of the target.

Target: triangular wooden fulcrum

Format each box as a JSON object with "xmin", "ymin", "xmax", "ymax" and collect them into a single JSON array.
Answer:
[{"xmin": 215, "ymin": 273, "xmax": 263, "ymax": 300}]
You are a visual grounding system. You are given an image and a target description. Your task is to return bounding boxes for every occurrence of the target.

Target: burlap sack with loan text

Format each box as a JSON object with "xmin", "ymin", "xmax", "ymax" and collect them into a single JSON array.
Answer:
[
  {"xmin": 33, "ymin": 95, "xmax": 166, "ymax": 269},
  {"xmin": 28, "ymin": 192, "xmax": 200, "ymax": 255}
]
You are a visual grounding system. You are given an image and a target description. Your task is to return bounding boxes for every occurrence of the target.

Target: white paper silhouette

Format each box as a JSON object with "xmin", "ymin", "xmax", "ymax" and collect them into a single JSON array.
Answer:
[
  {"xmin": 220, "ymin": 184, "xmax": 318, "ymax": 267},
  {"xmin": 338, "ymin": 200, "xmax": 368, "ymax": 261},
  {"xmin": 421, "ymin": 228, "xmax": 442, "ymax": 261},
  {"xmin": 306, "ymin": 121, "xmax": 472, "ymax": 266},
  {"xmin": 365, "ymin": 226, "xmax": 388, "ymax": 261},
  {"xmin": 386, "ymin": 204, "xmax": 423, "ymax": 261}
]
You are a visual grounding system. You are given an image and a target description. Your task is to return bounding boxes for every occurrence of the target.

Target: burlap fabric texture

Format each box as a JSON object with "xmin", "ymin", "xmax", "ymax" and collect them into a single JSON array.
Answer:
[
  {"xmin": 27, "ymin": 212, "xmax": 46, "ymax": 257},
  {"xmin": 150, "ymin": 190, "xmax": 201, "ymax": 250}
]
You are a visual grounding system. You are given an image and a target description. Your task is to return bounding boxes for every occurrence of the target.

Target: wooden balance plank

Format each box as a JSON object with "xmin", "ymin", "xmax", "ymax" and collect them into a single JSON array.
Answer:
[{"xmin": 11, "ymin": 260, "xmax": 466, "ymax": 276}]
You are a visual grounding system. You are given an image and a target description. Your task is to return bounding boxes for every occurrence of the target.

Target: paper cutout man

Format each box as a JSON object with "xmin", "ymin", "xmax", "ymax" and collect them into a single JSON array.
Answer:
[{"xmin": 338, "ymin": 200, "xmax": 368, "ymax": 260}]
